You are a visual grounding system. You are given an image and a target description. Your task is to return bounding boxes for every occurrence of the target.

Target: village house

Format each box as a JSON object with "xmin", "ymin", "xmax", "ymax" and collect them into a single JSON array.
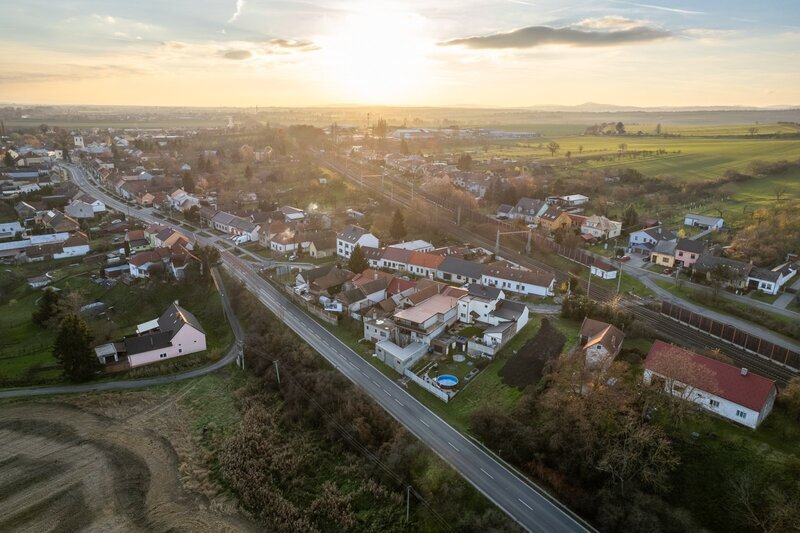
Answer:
[
  {"xmin": 380, "ymin": 246, "xmax": 413, "ymax": 271},
  {"xmin": 308, "ymin": 233, "xmax": 336, "ymax": 258},
  {"xmin": 436, "ymin": 257, "xmax": 485, "ymax": 285},
  {"xmin": 211, "ymin": 211, "xmax": 260, "ymax": 241},
  {"xmin": 125, "ymin": 229, "xmax": 151, "ymax": 253},
  {"xmin": 684, "ymin": 213, "xmax": 724, "ymax": 230},
  {"xmin": 128, "ymin": 247, "xmax": 172, "ymax": 278},
  {"xmin": 589, "ymin": 258, "xmax": 618, "ymax": 280},
  {"xmin": 336, "ymin": 224, "xmax": 379, "ymax": 259},
  {"xmin": 643, "ymin": 340, "xmax": 777, "ymax": 429},
  {"xmin": 579, "ymin": 318, "xmax": 624, "ymax": 369},
  {"xmin": 41, "ymin": 209, "xmax": 80, "ymax": 234},
  {"xmin": 512, "ymin": 197, "xmax": 548, "ymax": 223},
  {"xmin": 674, "ymin": 239, "xmax": 705, "ymax": 268},
  {"xmin": 537, "ymin": 206, "xmax": 572, "ymax": 233},
  {"xmin": 692, "ymin": 254, "xmax": 753, "ymax": 291},
  {"xmin": 94, "ymin": 302, "xmax": 206, "ymax": 368},
  {"xmin": 360, "ymin": 246, "xmax": 384, "ymax": 268},
  {"xmin": 387, "ymin": 240, "xmax": 434, "ymax": 253},
  {"xmin": 628, "ymin": 226, "xmax": 677, "ymax": 256},
  {"xmin": 651, "ymin": 240, "xmax": 678, "ymax": 267},
  {"xmin": 65, "ymin": 199, "xmax": 95, "ymax": 219},
  {"xmin": 406, "ymin": 252, "xmax": 445, "ymax": 279},
  {"xmin": 0, "ymin": 220, "xmax": 22, "ymax": 240},
  {"xmin": 581, "ymin": 215, "xmax": 622, "ymax": 240},
  {"xmin": 747, "ymin": 263, "xmax": 797, "ymax": 296},
  {"xmin": 481, "ymin": 264, "xmax": 555, "ymax": 297}
]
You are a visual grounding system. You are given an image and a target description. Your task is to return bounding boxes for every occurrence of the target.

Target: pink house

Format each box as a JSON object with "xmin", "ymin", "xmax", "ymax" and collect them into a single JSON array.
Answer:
[
  {"xmin": 674, "ymin": 239, "xmax": 705, "ymax": 268},
  {"xmin": 95, "ymin": 302, "xmax": 206, "ymax": 367}
]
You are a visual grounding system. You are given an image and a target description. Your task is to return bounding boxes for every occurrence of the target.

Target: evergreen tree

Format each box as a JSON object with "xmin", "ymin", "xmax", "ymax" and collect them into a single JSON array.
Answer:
[
  {"xmin": 622, "ymin": 204, "xmax": 639, "ymax": 229},
  {"xmin": 348, "ymin": 244, "xmax": 369, "ymax": 274},
  {"xmin": 4, "ymin": 151, "xmax": 15, "ymax": 167},
  {"xmin": 182, "ymin": 171, "xmax": 195, "ymax": 193},
  {"xmin": 389, "ymin": 209, "xmax": 406, "ymax": 241},
  {"xmin": 457, "ymin": 153, "xmax": 472, "ymax": 171},
  {"xmin": 53, "ymin": 314, "xmax": 98, "ymax": 382},
  {"xmin": 32, "ymin": 288, "xmax": 61, "ymax": 327}
]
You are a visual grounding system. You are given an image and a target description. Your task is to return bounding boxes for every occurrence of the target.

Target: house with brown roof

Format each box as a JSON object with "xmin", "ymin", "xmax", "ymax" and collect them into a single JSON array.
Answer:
[
  {"xmin": 125, "ymin": 229, "xmax": 151, "ymax": 253},
  {"xmin": 380, "ymin": 246, "xmax": 414, "ymax": 271},
  {"xmin": 589, "ymin": 258, "xmax": 618, "ymax": 280},
  {"xmin": 579, "ymin": 318, "xmax": 624, "ymax": 369},
  {"xmin": 537, "ymin": 207, "xmax": 572, "ymax": 233},
  {"xmin": 407, "ymin": 252, "xmax": 445, "ymax": 279},
  {"xmin": 129, "ymin": 247, "xmax": 172, "ymax": 278},
  {"xmin": 643, "ymin": 340, "xmax": 777, "ymax": 429},
  {"xmin": 41, "ymin": 209, "xmax": 80, "ymax": 233}
]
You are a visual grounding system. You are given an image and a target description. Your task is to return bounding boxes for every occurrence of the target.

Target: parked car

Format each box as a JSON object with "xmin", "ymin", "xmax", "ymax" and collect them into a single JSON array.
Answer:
[
  {"xmin": 618, "ymin": 255, "xmax": 631, "ymax": 262},
  {"xmin": 663, "ymin": 268, "xmax": 673, "ymax": 275}
]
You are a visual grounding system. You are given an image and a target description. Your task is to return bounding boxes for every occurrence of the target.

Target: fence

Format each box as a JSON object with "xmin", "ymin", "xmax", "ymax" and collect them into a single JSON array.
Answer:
[
  {"xmin": 661, "ymin": 301, "xmax": 800, "ymax": 371},
  {"xmin": 404, "ymin": 368, "xmax": 450, "ymax": 402},
  {"xmin": 282, "ymin": 285, "xmax": 338, "ymax": 325}
]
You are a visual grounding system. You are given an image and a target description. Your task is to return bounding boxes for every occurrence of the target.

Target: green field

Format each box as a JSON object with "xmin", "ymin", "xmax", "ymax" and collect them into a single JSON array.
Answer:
[
  {"xmin": 469, "ymin": 135, "xmax": 800, "ymax": 182},
  {"xmin": 0, "ymin": 260, "xmax": 231, "ymax": 386}
]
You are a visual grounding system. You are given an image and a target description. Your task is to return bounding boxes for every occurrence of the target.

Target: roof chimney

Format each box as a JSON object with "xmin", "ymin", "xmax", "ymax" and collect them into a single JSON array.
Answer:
[{"xmin": 741, "ymin": 367, "xmax": 748, "ymax": 376}]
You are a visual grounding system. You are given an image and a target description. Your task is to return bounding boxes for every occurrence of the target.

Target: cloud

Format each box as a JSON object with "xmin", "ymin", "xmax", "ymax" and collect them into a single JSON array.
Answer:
[
  {"xmin": 0, "ymin": 64, "xmax": 144, "ymax": 84},
  {"xmin": 576, "ymin": 16, "xmax": 649, "ymax": 30},
  {"xmin": 438, "ymin": 25, "xmax": 671, "ymax": 49},
  {"xmin": 228, "ymin": 0, "xmax": 245, "ymax": 23},
  {"xmin": 264, "ymin": 38, "xmax": 319, "ymax": 52},
  {"xmin": 221, "ymin": 49, "xmax": 252, "ymax": 60}
]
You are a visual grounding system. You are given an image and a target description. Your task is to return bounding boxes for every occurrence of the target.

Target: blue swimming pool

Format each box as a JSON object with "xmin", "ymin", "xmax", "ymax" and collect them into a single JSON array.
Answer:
[{"xmin": 436, "ymin": 374, "xmax": 459, "ymax": 388}]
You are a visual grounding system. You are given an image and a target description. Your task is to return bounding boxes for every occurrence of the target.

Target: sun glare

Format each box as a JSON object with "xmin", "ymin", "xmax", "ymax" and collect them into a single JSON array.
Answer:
[{"xmin": 320, "ymin": 4, "xmax": 431, "ymax": 104}]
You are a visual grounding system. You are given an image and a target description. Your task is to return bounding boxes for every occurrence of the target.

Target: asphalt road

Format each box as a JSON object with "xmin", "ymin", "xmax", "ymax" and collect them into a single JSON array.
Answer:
[{"xmin": 50, "ymin": 163, "xmax": 592, "ymax": 532}]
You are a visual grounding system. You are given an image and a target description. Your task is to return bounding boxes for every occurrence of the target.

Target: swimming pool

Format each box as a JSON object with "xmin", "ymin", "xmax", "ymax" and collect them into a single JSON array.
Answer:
[{"xmin": 436, "ymin": 374, "xmax": 459, "ymax": 388}]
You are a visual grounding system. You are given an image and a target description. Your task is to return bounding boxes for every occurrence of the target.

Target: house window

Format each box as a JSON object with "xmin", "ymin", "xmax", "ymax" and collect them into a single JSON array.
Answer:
[
  {"xmin": 736, "ymin": 410, "xmax": 747, "ymax": 419},
  {"xmin": 179, "ymin": 349, "xmax": 182, "ymax": 353},
  {"xmin": 160, "ymin": 353, "xmax": 167, "ymax": 359},
  {"xmin": 709, "ymin": 399, "xmax": 720, "ymax": 408},
  {"xmin": 691, "ymin": 254, "xmax": 696, "ymax": 259}
]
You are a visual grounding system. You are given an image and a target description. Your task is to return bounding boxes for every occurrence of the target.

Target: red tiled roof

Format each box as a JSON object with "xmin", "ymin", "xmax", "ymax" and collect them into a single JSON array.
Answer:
[
  {"xmin": 387, "ymin": 277, "xmax": 416, "ymax": 295},
  {"xmin": 126, "ymin": 229, "xmax": 146, "ymax": 241},
  {"xmin": 352, "ymin": 269, "xmax": 394, "ymax": 287},
  {"xmin": 644, "ymin": 340, "xmax": 776, "ymax": 411},
  {"xmin": 407, "ymin": 252, "xmax": 445, "ymax": 269}
]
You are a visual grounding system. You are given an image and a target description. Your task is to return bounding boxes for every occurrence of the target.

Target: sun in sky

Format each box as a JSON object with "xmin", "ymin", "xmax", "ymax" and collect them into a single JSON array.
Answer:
[{"xmin": 318, "ymin": 3, "xmax": 433, "ymax": 104}]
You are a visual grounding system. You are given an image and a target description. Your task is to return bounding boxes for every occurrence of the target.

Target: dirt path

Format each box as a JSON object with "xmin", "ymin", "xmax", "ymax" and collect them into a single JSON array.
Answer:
[{"xmin": 0, "ymin": 399, "xmax": 256, "ymax": 532}]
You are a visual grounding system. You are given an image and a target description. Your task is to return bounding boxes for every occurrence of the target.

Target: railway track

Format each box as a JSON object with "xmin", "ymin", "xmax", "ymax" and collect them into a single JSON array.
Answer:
[{"xmin": 319, "ymin": 154, "xmax": 798, "ymax": 384}]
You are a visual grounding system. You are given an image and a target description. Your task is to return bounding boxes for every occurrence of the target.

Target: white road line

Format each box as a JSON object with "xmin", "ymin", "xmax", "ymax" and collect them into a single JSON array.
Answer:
[
  {"xmin": 480, "ymin": 468, "xmax": 495, "ymax": 480},
  {"xmin": 419, "ymin": 418, "xmax": 430, "ymax": 428},
  {"xmin": 394, "ymin": 398, "xmax": 404, "ymax": 406},
  {"xmin": 361, "ymin": 371, "xmax": 368, "ymax": 377},
  {"xmin": 383, "ymin": 388, "xmax": 391, "ymax": 396},
  {"xmin": 371, "ymin": 380, "xmax": 379, "ymax": 386},
  {"xmin": 448, "ymin": 442, "xmax": 460, "ymax": 452},
  {"xmin": 518, "ymin": 498, "xmax": 534, "ymax": 511},
  {"xmin": 348, "ymin": 360, "xmax": 357, "ymax": 368}
]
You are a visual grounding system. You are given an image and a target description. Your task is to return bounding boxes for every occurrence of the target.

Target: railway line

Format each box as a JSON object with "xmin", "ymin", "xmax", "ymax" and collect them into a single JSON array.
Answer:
[{"xmin": 320, "ymin": 153, "xmax": 798, "ymax": 385}]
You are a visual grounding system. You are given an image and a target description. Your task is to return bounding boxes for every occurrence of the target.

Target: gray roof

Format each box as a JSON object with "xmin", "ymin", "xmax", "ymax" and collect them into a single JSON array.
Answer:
[
  {"xmin": 492, "ymin": 300, "xmax": 527, "ymax": 321},
  {"xmin": 467, "ymin": 283, "xmax": 502, "ymax": 300},
  {"xmin": 643, "ymin": 226, "xmax": 677, "ymax": 242},
  {"xmin": 124, "ymin": 330, "xmax": 173, "ymax": 356},
  {"xmin": 159, "ymin": 302, "xmax": 205, "ymax": 335},
  {"xmin": 361, "ymin": 246, "xmax": 384, "ymax": 261},
  {"xmin": 336, "ymin": 287, "xmax": 368, "ymax": 305},
  {"xmin": 497, "ymin": 204, "xmax": 514, "ymax": 214},
  {"xmin": 515, "ymin": 197, "xmax": 546, "ymax": 215},
  {"xmin": 693, "ymin": 254, "xmax": 752, "ymax": 277},
  {"xmin": 300, "ymin": 263, "xmax": 337, "ymax": 283},
  {"xmin": 675, "ymin": 238, "xmax": 705, "ymax": 255},
  {"xmin": 685, "ymin": 214, "xmax": 723, "ymax": 226},
  {"xmin": 337, "ymin": 224, "xmax": 368, "ymax": 244},
  {"xmin": 484, "ymin": 321, "xmax": 515, "ymax": 334},
  {"xmin": 653, "ymin": 240, "xmax": 677, "ymax": 255},
  {"xmin": 360, "ymin": 278, "xmax": 387, "ymax": 295},
  {"xmin": 438, "ymin": 257, "xmax": 484, "ymax": 279}
]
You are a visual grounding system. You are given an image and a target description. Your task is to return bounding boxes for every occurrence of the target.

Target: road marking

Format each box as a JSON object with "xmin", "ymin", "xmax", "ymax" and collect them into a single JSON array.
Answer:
[
  {"xmin": 518, "ymin": 498, "xmax": 534, "ymax": 511},
  {"xmin": 419, "ymin": 418, "xmax": 430, "ymax": 428},
  {"xmin": 348, "ymin": 360, "xmax": 357, "ymax": 368},
  {"xmin": 394, "ymin": 398, "xmax": 404, "ymax": 406},
  {"xmin": 383, "ymin": 388, "xmax": 391, "ymax": 396},
  {"xmin": 448, "ymin": 442, "xmax": 460, "ymax": 452},
  {"xmin": 480, "ymin": 468, "xmax": 495, "ymax": 480},
  {"xmin": 372, "ymin": 380, "xmax": 379, "ymax": 386},
  {"xmin": 361, "ymin": 371, "xmax": 368, "ymax": 377}
]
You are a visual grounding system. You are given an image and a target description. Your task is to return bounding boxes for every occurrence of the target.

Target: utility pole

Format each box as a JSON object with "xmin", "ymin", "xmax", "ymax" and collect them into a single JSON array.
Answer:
[
  {"xmin": 587, "ymin": 267, "xmax": 592, "ymax": 297},
  {"xmin": 456, "ymin": 205, "xmax": 461, "ymax": 226},
  {"xmin": 406, "ymin": 485, "xmax": 411, "ymax": 523},
  {"xmin": 274, "ymin": 360, "xmax": 281, "ymax": 385},
  {"xmin": 616, "ymin": 261, "xmax": 623, "ymax": 294}
]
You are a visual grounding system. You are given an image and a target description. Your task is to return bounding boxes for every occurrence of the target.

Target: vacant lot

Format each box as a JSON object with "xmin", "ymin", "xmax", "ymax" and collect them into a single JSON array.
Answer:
[
  {"xmin": 499, "ymin": 318, "xmax": 566, "ymax": 389},
  {"xmin": 0, "ymin": 375, "xmax": 254, "ymax": 532}
]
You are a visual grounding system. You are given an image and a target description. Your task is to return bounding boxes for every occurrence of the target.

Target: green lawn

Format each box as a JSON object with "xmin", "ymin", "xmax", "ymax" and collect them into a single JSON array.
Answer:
[{"xmin": 0, "ymin": 260, "xmax": 231, "ymax": 386}]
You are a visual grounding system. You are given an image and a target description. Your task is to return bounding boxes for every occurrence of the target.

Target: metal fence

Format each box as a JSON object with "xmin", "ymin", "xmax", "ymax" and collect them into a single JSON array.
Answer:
[{"xmin": 661, "ymin": 301, "xmax": 800, "ymax": 371}]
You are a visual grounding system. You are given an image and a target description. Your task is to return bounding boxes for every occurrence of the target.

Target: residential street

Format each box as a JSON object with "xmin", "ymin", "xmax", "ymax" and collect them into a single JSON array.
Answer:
[{"xmin": 40, "ymin": 163, "xmax": 592, "ymax": 533}]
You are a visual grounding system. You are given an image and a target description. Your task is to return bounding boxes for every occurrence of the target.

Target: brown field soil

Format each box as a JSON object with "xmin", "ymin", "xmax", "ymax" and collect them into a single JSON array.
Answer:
[
  {"xmin": 499, "ymin": 318, "xmax": 566, "ymax": 389},
  {"xmin": 0, "ymin": 385, "xmax": 256, "ymax": 532}
]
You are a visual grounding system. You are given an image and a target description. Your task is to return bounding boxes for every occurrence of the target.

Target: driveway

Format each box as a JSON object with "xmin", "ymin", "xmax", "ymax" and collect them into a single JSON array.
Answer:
[{"xmin": 775, "ymin": 275, "xmax": 800, "ymax": 309}]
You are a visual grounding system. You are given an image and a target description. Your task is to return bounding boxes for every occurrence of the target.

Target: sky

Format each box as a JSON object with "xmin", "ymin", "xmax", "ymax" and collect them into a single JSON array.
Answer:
[{"xmin": 0, "ymin": 0, "xmax": 799, "ymax": 107}]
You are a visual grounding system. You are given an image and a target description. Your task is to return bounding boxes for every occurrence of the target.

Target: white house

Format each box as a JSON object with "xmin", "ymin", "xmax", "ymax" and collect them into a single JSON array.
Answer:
[
  {"xmin": 65, "ymin": 200, "xmax": 96, "ymax": 219},
  {"xmin": 747, "ymin": 263, "xmax": 797, "ymax": 296},
  {"xmin": 436, "ymin": 257, "xmax": 485, "ymax": 285},
  {"xmin": 458, "ymin": 284, "xmax": 504, "ymax": 324},
  {"xmin": 212, "ymin": 211, "xmax": 260, "ymax": 241},
  {"xmin": 628, "ymin": 226, "xmax": 677, "ymax": 254},
  {"xmin": 643, "ymin": 340, "xmax": 777, "ymax": 429},
  {"xmin": 580, "ymin": 318, "xmax": 624, "ymax": 369},
  {"xmin": 481, "ymin": 264, "xmax": 555, "ymax": 297},
  {"xmin": 53, "ymin": 234, "xmax": 90, "ymax": 260},
  {"xmin": 511, "ymin": 197, "xmax": 548, "ymax": 223},
  {"xmin": 375, "ymin": 340, "xmax": 428, "ymax": 373},
  {"xmin": 0, "ymin": 221, "xmax": 22, "ymax": 240},
  {"xmin": 387, "ymin": 240, "xmax": 434, "ymax": 253},
  {"xmin": 684, "ymin": 214, "xmax": 723, "ymax": 230},
  {"xmin": 590, "ymin": 258, "xmax": 618, "ymax": 280},
  {"xmin": 581, "ymin": 215, "xmax": 622, "ymax": 240},
  {"xmin": 336, "ymin": 224, "xmax": 379, "ymax": 258},
  {"xmin": 102, "ymin": 302, "xmax": 207, "ymax": 367}
]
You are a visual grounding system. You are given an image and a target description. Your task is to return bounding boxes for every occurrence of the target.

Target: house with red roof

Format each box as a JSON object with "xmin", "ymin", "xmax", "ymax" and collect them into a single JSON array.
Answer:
[
  {"xmin": 643, "ymin": 340, "xmax": 777, "ymax": 429},
  {"xmin": 406, "ymin": 252, "xmax": 445, "ymax": 279}
]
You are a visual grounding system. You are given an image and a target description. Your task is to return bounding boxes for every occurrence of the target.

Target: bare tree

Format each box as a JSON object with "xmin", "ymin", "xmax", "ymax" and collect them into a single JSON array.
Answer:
[{"xmin": 547, "ymin": 141, "xmax": 560, "ymax": 156}]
